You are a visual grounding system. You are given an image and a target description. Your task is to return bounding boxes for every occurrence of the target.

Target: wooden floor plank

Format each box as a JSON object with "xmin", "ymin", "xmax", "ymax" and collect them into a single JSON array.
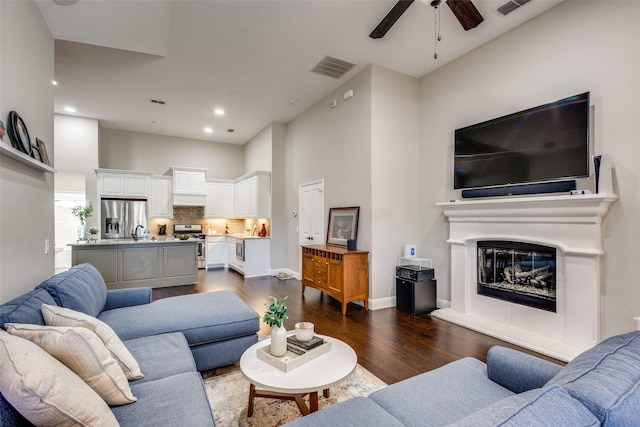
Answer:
[{"xmin": 153, "ymin": 268, "xmax": 563, "ymax": 385}]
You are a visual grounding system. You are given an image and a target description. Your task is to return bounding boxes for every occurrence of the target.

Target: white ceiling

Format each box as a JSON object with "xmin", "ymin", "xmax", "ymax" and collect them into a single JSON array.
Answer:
[{"xmin": 36, "ymin": 0, "xmax": 563, "ymax": 145}]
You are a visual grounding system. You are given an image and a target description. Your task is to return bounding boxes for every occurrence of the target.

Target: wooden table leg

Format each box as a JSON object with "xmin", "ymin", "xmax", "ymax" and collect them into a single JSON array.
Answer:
[
  {"xmin": 248, "ymin": 383, "xmax": 256, "ymax": 417},
  {"xmin": 308, "ymin": 391, "xmax": 319, "ymax": 413}
]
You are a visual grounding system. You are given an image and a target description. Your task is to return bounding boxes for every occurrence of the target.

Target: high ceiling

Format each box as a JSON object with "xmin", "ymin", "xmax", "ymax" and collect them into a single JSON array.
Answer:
[{"xmin": 37, "ymin": 0, "xmax": 563, "ymax": 145}]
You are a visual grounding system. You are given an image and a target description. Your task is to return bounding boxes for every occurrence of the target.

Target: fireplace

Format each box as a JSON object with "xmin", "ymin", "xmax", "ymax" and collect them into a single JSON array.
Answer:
[
  {"xmin": 477, "ymin": 241, "xmax": 556, "ymax": 312},
  {"xmin": 435, "ymin": 194, "xmax": 617, "ymax": 361}
]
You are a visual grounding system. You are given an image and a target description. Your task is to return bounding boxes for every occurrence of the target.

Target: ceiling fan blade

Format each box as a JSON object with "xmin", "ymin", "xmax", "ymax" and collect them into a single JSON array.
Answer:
[
  {"xmin": 369, "ymin": 0, "xmax": 415, "ymax": 39},
  {"xmin": 446, "ymin": 0, "xmax": 484, "ymax": 31}
]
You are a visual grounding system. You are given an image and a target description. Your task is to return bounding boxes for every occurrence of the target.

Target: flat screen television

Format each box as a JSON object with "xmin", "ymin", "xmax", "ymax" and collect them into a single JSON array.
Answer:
[{"xmin": 454, "ymin": 92, "xmax": 590, "ymax": 190}]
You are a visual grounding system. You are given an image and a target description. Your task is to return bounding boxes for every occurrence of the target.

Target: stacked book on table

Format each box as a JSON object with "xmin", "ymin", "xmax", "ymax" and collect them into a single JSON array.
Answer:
[
  {"xmin": 257, "ymin": 335, "xmax": 332, "ymax": 372},
  {"xmin": 286, "ymin": 335, "xmax": 324, "ymax": 355}
]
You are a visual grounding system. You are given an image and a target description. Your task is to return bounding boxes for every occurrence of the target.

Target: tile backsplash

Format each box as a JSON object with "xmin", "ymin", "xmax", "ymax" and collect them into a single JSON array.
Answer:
[{"xmin": 149, "ymin": 206, "xmax": 270, "ymax": 237}]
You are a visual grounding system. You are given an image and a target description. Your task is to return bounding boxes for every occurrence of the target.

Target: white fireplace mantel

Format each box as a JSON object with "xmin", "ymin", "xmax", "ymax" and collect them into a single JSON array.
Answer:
[{"xmin": 434, "ymin": 193, "xmax": 617, "ymax": 361}]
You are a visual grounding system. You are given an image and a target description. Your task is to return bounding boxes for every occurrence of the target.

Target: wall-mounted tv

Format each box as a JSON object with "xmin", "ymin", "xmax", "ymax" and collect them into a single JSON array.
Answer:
[{"xmin": 454, "ymin": 92, "xmax": 590, "ymax": 190}]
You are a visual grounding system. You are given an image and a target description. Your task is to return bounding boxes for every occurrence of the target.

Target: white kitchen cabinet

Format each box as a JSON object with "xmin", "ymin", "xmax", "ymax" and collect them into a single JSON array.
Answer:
[
  {"xmin": 172, "ymin": 167, "xmax": 206, "ymax": 195},
  {"xmin": 226, "ymin": 237, "xmax": 237, "ymax": 269},
  {"xmin": 205, "ymin": 182, "xmax": 234, "ymax": 218},
  {"xmin": 206, "ymin": 235, "xmax": 226, "ymax": 268},
  {"xmin": 243, "ymin": 238, "xmax": 271, "ymax": 277},
  {"xmin": 233, "ymin": 172, "xmax": 271, "ymax": 218},
  {"xmin": 97, "ymin": 170, "xmax": 151, "ymax": 198},
  {"xmin": 149, "ymin": 176, "xmax": 173, "ymax": 218}
]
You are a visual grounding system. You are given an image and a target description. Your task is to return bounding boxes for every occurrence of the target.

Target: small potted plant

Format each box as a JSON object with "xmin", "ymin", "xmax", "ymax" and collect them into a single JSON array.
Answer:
[
  {"xmin": 88, "ymin": 227, "xmax": 99, "ymax": 242},
  {"xmin": 263, "ymin": 296, "xmax": 288, "ymax": 356},
  {"xmin": 70, "ymin": 202, "xmax": 94, "ymax": 240}
]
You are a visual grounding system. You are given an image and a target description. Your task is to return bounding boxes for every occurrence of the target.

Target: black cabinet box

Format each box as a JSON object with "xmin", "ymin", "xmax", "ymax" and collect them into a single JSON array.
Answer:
[{"xmin": 396, "ymin": 278, "xmax": 437, "ymax": 315}]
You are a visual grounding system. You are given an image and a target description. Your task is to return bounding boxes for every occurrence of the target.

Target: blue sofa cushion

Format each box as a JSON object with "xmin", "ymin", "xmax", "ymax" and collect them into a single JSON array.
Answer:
[
  {"xmin": 111, "ymin": 372, "xmax": 216, "ymax": 427},
  {"xmin": 546, "ymin": 331, "xmax": 640, "ymax": 425},
  {"xmin": 283, "ymin": 397, "xmax": 405, "ymax": 427},
  {"xmin": 0, "ymin": 289, "xmax": 57, "ymax": 329},
  {"xmin": 36, "ymin": 264, "xmax": 107, "ymax": 317},
  {"xmin": 487, "ymin": 346, "xmax": 563, "ymax": 393},
  {"xmin": 98, "ymin": 291, "xmax": 259, "ymax": 344},
  {"xmin": 370, "ymin": 357, "xmax": 515, "ymax": 426},
  {"xmin": 124, "ymin": 333, "xmax": 196, "ymax": 384},
  {"xmin": 450, "ymin": 385, "xmax": 600, "ymax": 426}
]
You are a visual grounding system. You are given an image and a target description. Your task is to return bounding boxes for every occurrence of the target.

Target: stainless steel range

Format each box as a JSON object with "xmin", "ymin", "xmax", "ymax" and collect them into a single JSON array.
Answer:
[{"xmin": 173, "ymin": 224, "xmax": 206, "ymax": 269}]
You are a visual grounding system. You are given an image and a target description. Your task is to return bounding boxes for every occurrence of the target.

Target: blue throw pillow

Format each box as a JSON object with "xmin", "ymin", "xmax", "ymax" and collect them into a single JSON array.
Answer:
[
  {"xmin": 546, "ymin": 331, "xmax": 640, "ymax": 425},
  {"xmin": 0, "ymin": 289, "xmax": 57, "ymax": 329},
  {"xmin": 36, "ymin": 264, "xmax": 107, "ymax": 318}
]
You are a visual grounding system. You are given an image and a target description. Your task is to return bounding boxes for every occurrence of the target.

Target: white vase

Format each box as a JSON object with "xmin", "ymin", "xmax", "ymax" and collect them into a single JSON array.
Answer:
[
  {"xmin": 77, "ymin": 224, "xmax": 86, "ymax": 240},
  {"xmin": 270, "ymin": 325, "xmax": 287, "ymax": 357}
]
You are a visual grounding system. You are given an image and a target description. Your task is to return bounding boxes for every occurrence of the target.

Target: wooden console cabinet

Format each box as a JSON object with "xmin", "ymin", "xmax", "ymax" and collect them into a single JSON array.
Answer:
[{"xmin": 301, "ymin": 245, "xmax": 369, "ymax": 315}]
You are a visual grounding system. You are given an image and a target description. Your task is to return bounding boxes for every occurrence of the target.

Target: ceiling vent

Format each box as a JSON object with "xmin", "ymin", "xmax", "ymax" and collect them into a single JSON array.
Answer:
[
  {"xmin": 497, "ymin": 0, "xmax": 531, "ymax": 16},
  {"xmin": 311, "ymin": 56, "xmax": 357, "ymax": 79}
]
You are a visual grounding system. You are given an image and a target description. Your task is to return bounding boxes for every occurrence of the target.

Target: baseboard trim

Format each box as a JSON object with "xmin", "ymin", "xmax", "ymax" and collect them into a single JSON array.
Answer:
[
  {"xmin": 368, "ymin": 296, "xmax": 396, "ymax": 311},
  {"xmin": 437, "ymin": 298, "xmax": 450, "ymax": 309}
]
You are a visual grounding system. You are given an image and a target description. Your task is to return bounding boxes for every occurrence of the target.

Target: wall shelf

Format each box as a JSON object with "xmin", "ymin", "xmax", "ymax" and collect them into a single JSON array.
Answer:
[{"xmin": 0, "ymin": 142, "xmax": 55, "ymax": 173}]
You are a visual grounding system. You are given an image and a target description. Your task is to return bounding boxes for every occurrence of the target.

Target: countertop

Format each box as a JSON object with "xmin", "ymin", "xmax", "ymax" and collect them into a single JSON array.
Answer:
[
  {"xmin": 206, "ymin": 233, "xmax": 270, "ymax": 240},
  {"xmin": 69, "ymin": 238, "xmax": 198, "ymax": 247}
]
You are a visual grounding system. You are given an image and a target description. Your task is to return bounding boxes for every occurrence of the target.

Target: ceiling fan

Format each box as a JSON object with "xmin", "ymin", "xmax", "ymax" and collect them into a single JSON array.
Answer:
[{"xmin": 369, "ymin": 0, "xmax": 484, "ymax": 39}]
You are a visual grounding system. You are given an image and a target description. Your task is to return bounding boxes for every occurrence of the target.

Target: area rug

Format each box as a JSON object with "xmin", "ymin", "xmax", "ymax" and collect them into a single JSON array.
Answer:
[{"xmin": 202, "ymin": 363, "xmax": 386, "ymax": 426}]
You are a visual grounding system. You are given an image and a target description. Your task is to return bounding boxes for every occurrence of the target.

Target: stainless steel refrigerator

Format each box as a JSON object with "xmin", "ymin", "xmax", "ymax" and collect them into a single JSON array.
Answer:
[{"xmin": 101, "ymin": 199, "xmax": 148, "ymax": 239}]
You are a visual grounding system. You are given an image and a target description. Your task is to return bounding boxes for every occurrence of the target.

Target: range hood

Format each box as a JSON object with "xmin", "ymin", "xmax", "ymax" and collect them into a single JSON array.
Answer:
[
  {"xmin": 171, "ymin": 166, "xmax": 207, "ymax": 206},
  {"xmin": 172, "ymin": 194, "xmax": 206, "ymax": 206}
]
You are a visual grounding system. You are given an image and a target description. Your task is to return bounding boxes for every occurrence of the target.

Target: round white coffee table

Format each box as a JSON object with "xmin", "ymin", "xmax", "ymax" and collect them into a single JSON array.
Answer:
[{"xmin": 240, "ymin": 334, "xmax": 357, "ymax": 416}]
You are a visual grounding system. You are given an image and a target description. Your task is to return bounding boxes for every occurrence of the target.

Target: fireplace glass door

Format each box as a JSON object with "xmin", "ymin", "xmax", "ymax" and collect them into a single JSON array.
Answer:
[{"xmin": 477, "ymin": 241, "xmax": 556, "ymax": 312}]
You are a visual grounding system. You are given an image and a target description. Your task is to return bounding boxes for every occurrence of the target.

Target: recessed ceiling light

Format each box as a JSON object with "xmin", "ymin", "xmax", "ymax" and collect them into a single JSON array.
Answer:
[
  {"xmin": 214, "ymin": 108, "xmax": 225, "ymax": 116},
  {"xmin": 51, "ymin": 80, "xmax": 58, "ymax": 86},
  {"xmin": 289, "ymin": 98, "xmax": 298, "ymax": 105},
  {"xmin": 204, "ymin": 127, "xmax": 213, "ymax": 134},
  {"xmin": 64, "ymin": 107, "xmax": 76, "ymax": 113}
]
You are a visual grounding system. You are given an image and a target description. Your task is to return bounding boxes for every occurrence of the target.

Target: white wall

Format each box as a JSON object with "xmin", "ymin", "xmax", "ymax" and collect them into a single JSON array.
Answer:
[
  {"xmin": 243, "ymin": 124, "xmax": 273, "ymax": 173},
  {"xmin": 370, "ymin": 65, "xmax": 420, "ymax": 303},
  {"xmin": 284, "ymin": 65, "xmax": 421, "ymax": 307},
  {"xmin": 418, "ymin": 1, "xmax": 640, "ymax": 337},
  {"xmin": 285, "ymin": 66, "xmax": 373, "ymax": 276},
  {"xmin": 0, "ymin": 1, "xmax": 55, "ymax": 302},
  {"xmin": 100, "ymin": 128, "xmax": 244, "ymax": 179},
  {"xmin": 54, "ymin": 114, "xmax": 100, "ymax": 228},
  {"xmin": 269, "ymin": 123, "xmax": 287, "ymax": 269}
]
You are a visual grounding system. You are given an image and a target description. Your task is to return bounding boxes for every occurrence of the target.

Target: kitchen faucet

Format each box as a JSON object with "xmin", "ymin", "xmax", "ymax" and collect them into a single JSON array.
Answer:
[{"xmin": 132, "ymin": 225, "xmax": 144, "ymax": 240}]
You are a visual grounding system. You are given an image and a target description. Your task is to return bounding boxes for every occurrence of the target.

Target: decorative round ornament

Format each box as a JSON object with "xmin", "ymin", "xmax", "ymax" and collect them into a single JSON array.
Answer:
[{"xmin": 7, "ymin": 111, "xmax": 32, "ymax": 156}]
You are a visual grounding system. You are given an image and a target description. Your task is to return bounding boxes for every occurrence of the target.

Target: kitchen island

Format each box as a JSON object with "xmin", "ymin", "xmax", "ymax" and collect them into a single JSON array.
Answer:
[{"xmin": 70, "ymin": 239, "xmax": 197, "ymax": 289}]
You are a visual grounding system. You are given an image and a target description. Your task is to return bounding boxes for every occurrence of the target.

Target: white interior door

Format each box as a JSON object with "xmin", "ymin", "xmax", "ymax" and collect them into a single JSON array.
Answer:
[{"xmin": 299, "ymin": 180, "xmax": 324, "ymax": 246}]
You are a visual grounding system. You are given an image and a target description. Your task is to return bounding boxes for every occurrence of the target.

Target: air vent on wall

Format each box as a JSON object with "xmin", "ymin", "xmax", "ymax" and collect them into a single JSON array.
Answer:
[
  {"xmin": 497, "ymin": 0, "xmax": 531, "ymax": 16},
  {"xmin": 311, "ymin": 56, "xmax": 357, "ymax": 79}
]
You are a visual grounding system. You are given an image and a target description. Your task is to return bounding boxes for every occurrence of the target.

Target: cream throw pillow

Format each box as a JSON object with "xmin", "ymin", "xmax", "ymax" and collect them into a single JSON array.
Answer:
[
  {"xmin": 0, "ymin": 330, "xmax": 119, "ymax": 427},
  {"xmin": 6, "ymin": 323, "xmax": 137, "ymax": 405},
  {"xmin": 41, "ymin": 304, "xmax": 144, "ymax": 380}
]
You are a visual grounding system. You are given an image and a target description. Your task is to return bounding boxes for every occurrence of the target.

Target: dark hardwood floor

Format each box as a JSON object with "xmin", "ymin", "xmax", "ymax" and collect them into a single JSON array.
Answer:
[{"xmin": 153, "ymin": 268, "xmax": 563, "ymax": 385}]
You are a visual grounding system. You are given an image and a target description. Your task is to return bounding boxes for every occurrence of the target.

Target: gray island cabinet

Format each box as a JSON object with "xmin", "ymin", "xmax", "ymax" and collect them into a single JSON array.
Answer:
[{"xmin": 70, "ymin": 240, "xmax": 197, "ymax": 289}]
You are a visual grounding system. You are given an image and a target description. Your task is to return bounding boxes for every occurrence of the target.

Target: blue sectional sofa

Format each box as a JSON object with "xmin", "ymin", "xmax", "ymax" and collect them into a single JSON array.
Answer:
[
  {"xmin": 286, "ymin": 331, "xmax": 640, "ymax": 426},
  {"xmin": 0, "ymin": 263, "xmax": 260, "ymax": 426}
]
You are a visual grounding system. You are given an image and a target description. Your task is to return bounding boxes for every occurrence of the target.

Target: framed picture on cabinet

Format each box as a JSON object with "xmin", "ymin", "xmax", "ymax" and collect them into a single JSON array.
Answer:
[{"xmin": 326, "ymin": 207, "xmax": 359, "ymax": 247}]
